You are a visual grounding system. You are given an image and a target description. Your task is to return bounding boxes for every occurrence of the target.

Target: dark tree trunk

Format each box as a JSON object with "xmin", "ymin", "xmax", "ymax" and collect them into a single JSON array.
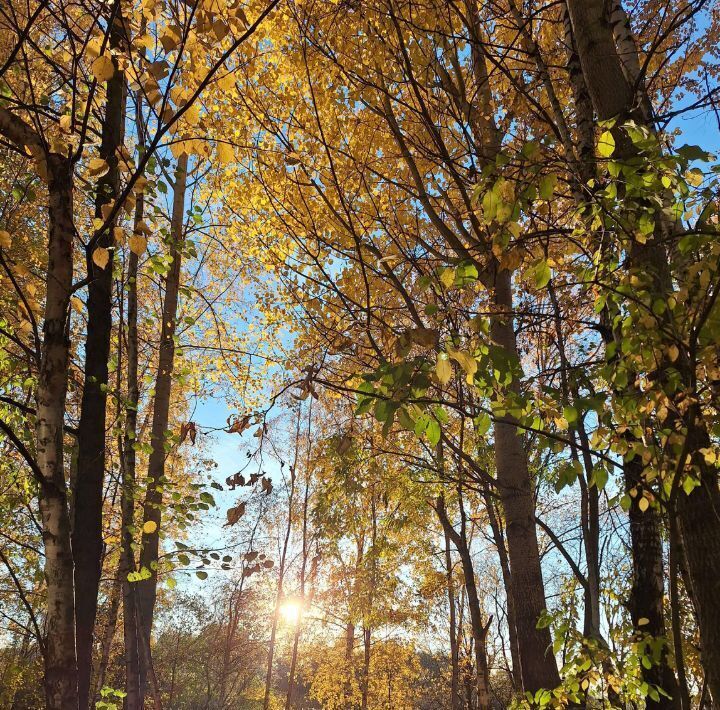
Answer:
[
  {"xmin": 482, "ymin": 484, "xmax": 521, "ymax": 688},
  {"xmin": 72, "ymin": 9, "xmax": 126, "ymax": 704}
]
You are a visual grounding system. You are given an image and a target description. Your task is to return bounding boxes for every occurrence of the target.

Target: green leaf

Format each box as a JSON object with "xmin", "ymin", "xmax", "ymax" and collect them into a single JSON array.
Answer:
[
  {"xmin": 539, "ymin": 174, "xmax": 557, "ymax": 200},
  {"xmin": 196, "ymin": 570, "xmax": 208, "ymax": 580},
  {"xmin": 562, "ymin": 405, "xmax": 578, "ymax": 424},
  {"xmin": 533, "ymin": 260, "xmax": 551, "ymax": 289},
  {"xmin": 474, "ymin": 412, "xmax": 491, "ymax": 436},
  {"xmin": 426, "ymin": 419, "xmax": 441, "ymax": 447}
]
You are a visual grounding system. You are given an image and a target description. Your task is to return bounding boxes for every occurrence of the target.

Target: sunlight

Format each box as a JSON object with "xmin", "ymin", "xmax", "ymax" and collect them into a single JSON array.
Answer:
[{"xmin": 279, "ymin": 599, "xmax": 302, "ymax": 625}]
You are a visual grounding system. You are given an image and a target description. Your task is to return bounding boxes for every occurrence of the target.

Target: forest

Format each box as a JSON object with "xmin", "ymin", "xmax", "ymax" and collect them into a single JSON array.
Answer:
[{"xmin": 0, "ymin": 0, "xmax": 719, "ymax": 708}]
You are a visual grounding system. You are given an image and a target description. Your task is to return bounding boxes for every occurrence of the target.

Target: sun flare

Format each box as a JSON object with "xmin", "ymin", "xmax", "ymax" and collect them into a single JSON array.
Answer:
[{"xmin": 279, "ymin": 599, "xmax": 302, "ymax": 625}]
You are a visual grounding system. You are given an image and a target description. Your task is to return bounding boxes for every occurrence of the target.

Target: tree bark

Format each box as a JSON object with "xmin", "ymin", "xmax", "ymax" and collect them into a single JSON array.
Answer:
[
  {"xmin": 443, "ymin": 524, "xmax": 461, "ymax": 710},
  {"xmin": 563, "ymin": 1, "xmax": 720, "ymax": 703},
  {"xmin": 120, "ymin": 53, "xmax": 147, "ymax": 710},
  {"xmin": 91, "ymin": 572, "xmax": 122, "ymax": 704},
  {"xmin": 39, "ymin": 154, "xmax": 79, "ymax": 710},
  {"xmin": 72, "ymin": 9, "xmax": 126, "ymax": 704},
  {"xmin": 0, "ymin": 107, "xmax": 79, "ymax": 710},
  {"xmin": 482, "ymin": 483, "xmax": 521, "ymax": 689},
  {"xmin": 121, "ymin": 210, "xmax": 142, "ymax": 710},
  {"xmin": 490, "ymin": 268, "xmax": 560, "ymax": 694},
  {"xmin": 436, "ymin": 495, "xmax": 492, "ymax": 710},
  {"xmin": 135, "ymin": 152, "xmax": 188, "ymax": 701}
]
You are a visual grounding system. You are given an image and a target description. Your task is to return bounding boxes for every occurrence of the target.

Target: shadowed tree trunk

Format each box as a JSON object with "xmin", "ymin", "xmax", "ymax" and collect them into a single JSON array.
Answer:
[
  {"xmin": 72, "ymin": 8, "xmax": 126, "ymax": 704},
  {"xmin": 135, "ymin": 152, "xmax": 188, "ymax": 702},
  {"xmin": 562, "ymin": 1, "xmax": 715, "ymax": 704}
]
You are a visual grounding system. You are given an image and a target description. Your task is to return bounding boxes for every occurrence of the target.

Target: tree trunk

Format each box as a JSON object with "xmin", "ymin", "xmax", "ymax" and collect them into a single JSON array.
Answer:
[
  {"xmin": 482, "ymin": 484, "xmax": 521, "ymax": 689},
  {"xmin": 72, "ymin": 9, "xmax": 126, "ymax": 704},
  {"xmin": 120, "ymin": 73, "xmax": 147, "ymax": 710},
  {"xmin": 436, "ymin": 495, "xmax": 492, "ymax": 710},
  {"xmin": 121, "ymin": 225, "xmax": 142, "ymax": 710},
  {"xmin": 490, "ymin": 268, "xmax": 560, "ymax": 694},
  {"xmin": 361, "ymin": 625, "xmax": 371, "ymax": 710},
  {"xmin": 0, "ymin": 107, "xmax": 79, "ymax": 710},
  {"xmin": 675, "ymin": 421, "xmax": 720, "ymax": 705},
  {"xmin": 286, "ymin": 415, "xmax": 312, "ymax": 709},
  {"xmin": 91, "ymin": 572, "xmax": 122, "ymax": 704},
  {"xmin": 136, "ymin": 152, "xmax": 188, "ymax": 701},
  {"xmin": 38, "ymin": 154, "xmax": 79, "ymax": 710},
  {"xmin": 443, "ymin": 525, "xmax": 461, "ymax": 710}
]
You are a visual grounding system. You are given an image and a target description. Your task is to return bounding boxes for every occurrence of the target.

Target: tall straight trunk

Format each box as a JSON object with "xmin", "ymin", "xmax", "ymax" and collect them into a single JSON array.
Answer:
[
  {"xmin": 135, "ymin": 152, "xmax": 188, "ymax": 699},
  {"xmin": 91, "ymin": 572, "xmax": 121, "ymax": 704},
  {"xmin": 563, "ymin": 2, "xmax": 715, "ymax": 703},
  {"xmin": 443, "ymin": 525, "xmax": 461, "ymax": 710},
  {"xmin": 72, "ymin": 8, "xmax": 126, "ymax": 706},
  {"xmin": 286, "ymin": 411, "xmax": 312, "ymax": 709},
  {"xmin": 121, "ymin": 232, "xmax": 142, "ymax": 710},
  {"xmin": 0, "ymin": 109, "xmax": 79, "ymax": 709},
  {"xmin": 39, "ymin": 154, "xmax": 79, "ymax": 710},
  {"xmin": 490, "ymin": 268, "xmax": 560, "ymax": 694},
  {"xmin": 436, "ymin": 495, "xmax": 492, "ymax": 710},
  {"xmin": 482, "ymin": 483, "xmax": 521, "ymax": 688},
  {"xmin": 264, "ymin": 406, "xmax": 301, "ymax": 709},
  {"xmin": 120, "ymin": 64, "xmax": 146, "ymax": 710},
  {"xmin": 674, "ymin": 422, "xmax": 720, "ymax": 703},
  {"xmin": 361, "ymin": 625, "xmax": 371, "ymax": 710}
]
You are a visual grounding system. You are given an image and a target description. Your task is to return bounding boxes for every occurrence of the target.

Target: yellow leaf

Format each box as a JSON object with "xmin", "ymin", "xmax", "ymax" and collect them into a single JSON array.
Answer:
[
  {"xmin": 700, "ymin": 448, "xmax": 717, "ymax": 465},
  {"xmin": 0, "ymin": 230, "xmax": 11, "ymax": 249},
  {"xmin": 448, "ymin": 347, "xmax": 477, "ymax": 383},
  {"xmin": 216, "ymin": 142, "xmax": 234, "ymax": 164},
  {"xmin": 597, "ymin": 131, "xmax": 615, "ymax": 158},
  {"xmin": 88, "ymin": 158, "xmax": 109, "ymax": 177},
  {"xmin": 128, "ymin": 234, "xmax": 147, "ymax": 256},
  {"xmin": 667, "ymin": 344, "xmax": 679, "ymax": 362},
  {"xmin": 92, "ymin": 247, "xmax": 110, "ymax": 269},
  {"xmin": 184, "ymin": 103, "xmax": 200, "ymax": 126},
  {"xmin": 439, "ymin": 267, "xmax": 455, "ymax": 289},
  {"xmin": 143, "ymin": 520, "xmax": 157, "ymax": 534},
  {"xmin": 685, "ymin": 169, "xmax": 703, "ymax": 187},
  {"xmin": 70, "ymin": 297, "xmax": 84, "ymax": 314},
  {"xmin": 113, "ymin": 227, "xmax": 125, "ymax": 245},
  {"xmin": 638, "ymin": 496, "xmax": 649, "ymax": 512},
  {"xmin": 59, "ymin": 115, "xmax": 72, "ymax": 132},
  {"xmin": 170, "ymin": 140, "xmax": 188, "ymax": 159},
  {"xmin": 638, "ymin": 617, "xmax": 650, "ymax": 626},
  {"xmin": 435, "ymin": 355, "xmax": 452, "ymax": 385},
  {"xmin": 91, "ymin": 54, "xmax": 116, "ymax": 83},
  {"xmin": 217, "ymin": 72, "xmax": 235, "ymax": 91}
]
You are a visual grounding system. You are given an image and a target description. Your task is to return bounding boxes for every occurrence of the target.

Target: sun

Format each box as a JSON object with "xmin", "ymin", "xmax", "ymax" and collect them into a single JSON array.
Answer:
[{"xmin": 279, "ymin": 598, "xmax": 302, "ymax": 625}]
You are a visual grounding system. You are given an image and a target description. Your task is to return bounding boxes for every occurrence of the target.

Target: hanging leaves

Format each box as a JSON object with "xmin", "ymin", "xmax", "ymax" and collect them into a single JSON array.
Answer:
[
  {"xmin": 91, "ymin": 54, "xmax": 115, "ymax": 82},
  {"xmin": 92, "ymin": 247, "xmax": 110, "ymax": 269},
  {"xmin": 225, "ymin": 502, "xmax": 246, "ymax": 526}
]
